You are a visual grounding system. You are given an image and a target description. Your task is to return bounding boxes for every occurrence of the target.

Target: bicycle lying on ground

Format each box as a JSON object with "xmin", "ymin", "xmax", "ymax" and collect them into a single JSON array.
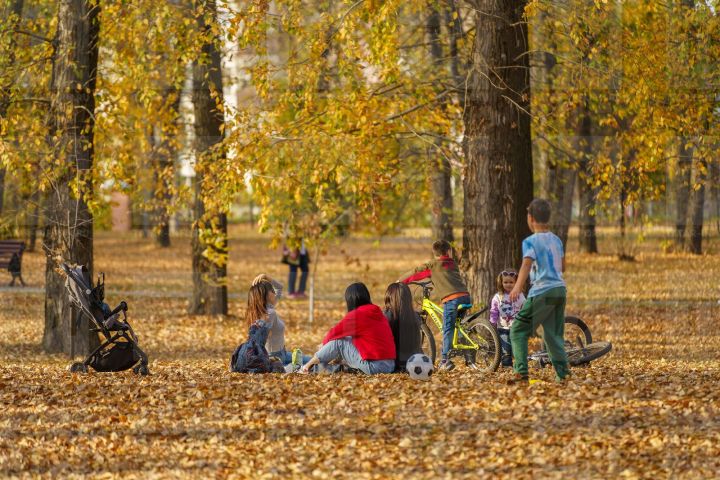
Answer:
[
  {"xmin": 528, "ymin": 317, "xmax": 612, "ymax": 368},
  {"xmin": 410, "ymin": 281, "xmax": 612, "ymax": 370},
  {"xmin": 409, "ymin": 281, "xmax": 501, "ymax": 372}
]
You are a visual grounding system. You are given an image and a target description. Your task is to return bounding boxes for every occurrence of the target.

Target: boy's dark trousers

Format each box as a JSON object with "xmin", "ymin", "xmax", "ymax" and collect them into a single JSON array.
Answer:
[{"xmin": 509, "ymin": 287, "xmax": 569, "ymax": 380}]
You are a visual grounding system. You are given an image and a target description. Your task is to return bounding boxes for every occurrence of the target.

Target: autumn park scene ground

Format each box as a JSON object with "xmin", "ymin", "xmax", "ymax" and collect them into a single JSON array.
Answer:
[
  {"xmin": 3, "ymin": 0, "xmax": 720, "ymax": 479},
  {"xmin": 0, "ymin": 227, "xmax": 719, "ymax": 478}
]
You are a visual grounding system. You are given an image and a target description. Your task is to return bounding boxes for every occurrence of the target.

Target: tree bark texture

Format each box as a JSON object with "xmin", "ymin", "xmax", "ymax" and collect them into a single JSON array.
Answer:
[
  {"xmin": 461, "ymin": 0, "xmax": 533, "ymax": 304},
  {"xmin": 189, "ymin": 0, "xmax": 228, "ymax": 315},
  {"xmin": 426, "ymin": 6, "xmax": 453, "ymax": 243},
  {"xmin": 674, "ymin": 141, "xmax": 693, "ymax": 249},
  {"xmin": 689, "ymin": 159, "xmax": 706, "ymax": 255},
  {"xmin": 42, "ymin": 0, "xmax": 100, "ymax": 357}
]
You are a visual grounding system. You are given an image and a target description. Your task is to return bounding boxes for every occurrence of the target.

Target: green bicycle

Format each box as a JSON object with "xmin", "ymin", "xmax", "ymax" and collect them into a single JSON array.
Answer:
[{"xmin": 409, "ymin": 281, "xmax": 501, "ymax": 372}]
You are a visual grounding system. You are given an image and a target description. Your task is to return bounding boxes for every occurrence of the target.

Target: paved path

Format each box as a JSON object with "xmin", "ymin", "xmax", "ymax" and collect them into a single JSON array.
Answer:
[{"xmin": 1, "ymin": 286, "xmax": 718, "ymax": 307}]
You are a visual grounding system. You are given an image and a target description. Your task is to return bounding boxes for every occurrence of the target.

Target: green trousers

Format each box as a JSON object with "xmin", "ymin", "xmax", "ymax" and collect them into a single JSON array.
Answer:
[{"xmin": 510, "ymin": 286, "xmax": 569, "ymax": 380}]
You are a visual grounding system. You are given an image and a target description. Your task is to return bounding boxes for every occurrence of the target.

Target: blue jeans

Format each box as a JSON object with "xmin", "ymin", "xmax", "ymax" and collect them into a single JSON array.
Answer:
[
  {"xmin": 269, "ymin": 349, "xmax": 311, "ymax": 366},
  {"xmin": 315, "ymin": 339, "xmax": 395, "ymax": 375},
  {"xmin": 442, "ymin": 295, "xmax": 472, "ymax": 358},
  {"xmin": 497, "ymin": 327, "xmax": 513, "ymax": 367}
]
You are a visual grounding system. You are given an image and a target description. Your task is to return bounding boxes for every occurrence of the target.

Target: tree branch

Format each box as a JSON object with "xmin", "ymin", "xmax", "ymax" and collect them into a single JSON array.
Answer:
[{"xmin": 14, "ymin": 29, "xmax": 53, "ymax": 44}]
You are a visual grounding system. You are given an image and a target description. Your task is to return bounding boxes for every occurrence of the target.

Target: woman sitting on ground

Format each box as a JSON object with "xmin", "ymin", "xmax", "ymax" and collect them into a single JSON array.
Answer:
[
  {"xmin": 383, "ymin": 282, "xmax": 422, "ymax": 372},
  {"xmin": 300, "ymin": 282, "xmax": 396, "ymax": 375},
  {"xmin": 249, "ymin": 274, "xmax": 308, "ymax": 368}
]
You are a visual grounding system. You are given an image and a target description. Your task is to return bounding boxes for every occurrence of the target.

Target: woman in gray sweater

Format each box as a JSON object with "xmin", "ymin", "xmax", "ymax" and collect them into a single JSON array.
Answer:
[{"xmin": 250, "ymin": 274, "xmax": 309, "ymax": 367}]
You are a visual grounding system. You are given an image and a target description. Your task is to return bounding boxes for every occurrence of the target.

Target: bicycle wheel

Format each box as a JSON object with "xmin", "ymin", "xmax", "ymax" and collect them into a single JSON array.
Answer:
[
  {"xmin": 567, "ymin": 341, "xmax": 612, "ymax": 366},
  {"xmin": 463, "ymin": 319, "xmax": 501, "ymax": 372},
  {"xmin": 564, "ymin": 316, "xmax": 592, "ymax": 349},
  {"xmin": 419, "ymin": 321, "xmax": 437, "ymax": 364}
]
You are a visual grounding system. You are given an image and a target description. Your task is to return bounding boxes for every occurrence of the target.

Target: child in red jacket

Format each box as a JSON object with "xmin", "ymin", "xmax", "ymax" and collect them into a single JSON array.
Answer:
[{"xmin": 300, "ymin": 283, "xmax": 396, "ymax": 375}]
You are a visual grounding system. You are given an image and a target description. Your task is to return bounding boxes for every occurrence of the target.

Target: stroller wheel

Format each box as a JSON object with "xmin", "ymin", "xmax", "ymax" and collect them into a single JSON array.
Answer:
[
  {"xmin": 133, "ymin": 364, "xmax": 149, "ymax": 376},
  {"xmin": 70, "ymin": 362, "xmax": 88, "ymax": 374}
]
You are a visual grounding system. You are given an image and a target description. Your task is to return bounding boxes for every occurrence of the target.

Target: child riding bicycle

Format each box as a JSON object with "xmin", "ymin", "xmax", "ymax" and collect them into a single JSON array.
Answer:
[{"xmin": 401, "ymin": 240, "xmax": 471, "ymax": 371}]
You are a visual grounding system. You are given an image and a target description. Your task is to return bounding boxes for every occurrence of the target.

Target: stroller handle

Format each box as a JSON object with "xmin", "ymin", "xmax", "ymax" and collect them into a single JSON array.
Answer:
[{"xmin": 108, "ymin": 301, "xmax": 128, "ymax": 318}]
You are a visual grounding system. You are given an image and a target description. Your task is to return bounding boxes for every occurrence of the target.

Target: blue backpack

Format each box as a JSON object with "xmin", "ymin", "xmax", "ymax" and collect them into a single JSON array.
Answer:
[{"xmin": 230, "ymin": 322, "xmax": 282, "ymax": 373}]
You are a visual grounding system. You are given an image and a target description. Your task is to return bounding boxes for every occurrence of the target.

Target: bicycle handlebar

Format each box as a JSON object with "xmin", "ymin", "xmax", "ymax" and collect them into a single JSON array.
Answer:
[{"xmin": 407, "ymin": 281, "xmax": 433, "ymax": 288}]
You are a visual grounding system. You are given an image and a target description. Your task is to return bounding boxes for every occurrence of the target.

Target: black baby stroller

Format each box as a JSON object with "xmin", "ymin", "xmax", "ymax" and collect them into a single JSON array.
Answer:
[{"xmin": 62, "ymin": 263, "xmax": 149, "ymax": 375}]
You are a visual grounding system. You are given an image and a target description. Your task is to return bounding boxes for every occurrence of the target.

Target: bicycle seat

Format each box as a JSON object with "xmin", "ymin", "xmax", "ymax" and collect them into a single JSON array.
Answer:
[{"xmin": 457, "ymin": 304, "xmax": 473, "ymax": 311}]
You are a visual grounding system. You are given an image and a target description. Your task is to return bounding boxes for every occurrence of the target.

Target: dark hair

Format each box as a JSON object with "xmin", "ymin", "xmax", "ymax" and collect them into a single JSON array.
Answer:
[
  {"xmin": 245, "ymin": 282, "xmax": 271, "ymax": 326},
  {"xmin": 527, "ymin": 198, "xmax": 552, "ymax": 224},
  {"xmin": 345, "ymin": 282, "xmax": 372, "ymax": 312},
  {"xmin": 432, "ymin": 239, "xmax": 451, "ymax": 257},
  {"xmin": 384, "ymin": 282, "xmax": 421, "ymax": 364},
  {"xmin": 384, "ymin": 283, "xmax": 416, "ymax": 325},
  {"xmin": 496, "ymin": 269, "xmax": 518, "ymax": 294}
]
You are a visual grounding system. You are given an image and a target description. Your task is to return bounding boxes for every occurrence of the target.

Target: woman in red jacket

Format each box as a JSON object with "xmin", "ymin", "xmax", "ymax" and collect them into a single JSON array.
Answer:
[{"xmin": 300, "ymin": 283, "xmax": 396, "ymax": 374}]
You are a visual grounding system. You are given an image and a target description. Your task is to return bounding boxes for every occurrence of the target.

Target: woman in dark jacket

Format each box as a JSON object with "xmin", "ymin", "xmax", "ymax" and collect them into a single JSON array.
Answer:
[
  {"xmin": 383, "ymin": 282, "xmax": 422, "ymax": 371},
  {"xmin": 300, "ymin": 283, "xmax": 396, "ymax": 374}
]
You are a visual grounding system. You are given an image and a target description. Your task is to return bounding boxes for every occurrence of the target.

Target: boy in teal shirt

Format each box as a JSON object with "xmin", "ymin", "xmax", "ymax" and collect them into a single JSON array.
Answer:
[{"xmin": 509, "ymin": 198, "xmax": 570, "ymax": 383}]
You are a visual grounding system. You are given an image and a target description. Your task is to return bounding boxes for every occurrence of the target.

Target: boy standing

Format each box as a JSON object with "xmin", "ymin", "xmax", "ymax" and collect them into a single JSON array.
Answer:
[
  {"xmin": 509, "ymin": 199, "xmax": 569, "ymax": 383},
  {"xmin": 401, "ymin": 240, "xmax": 471, "ymax": 371}
]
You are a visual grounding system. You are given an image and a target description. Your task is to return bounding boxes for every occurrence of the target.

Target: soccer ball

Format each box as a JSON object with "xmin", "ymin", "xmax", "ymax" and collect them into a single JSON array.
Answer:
[{"xmin": 406, "ymin": 353, "xmax": 434, "ymax": 381}]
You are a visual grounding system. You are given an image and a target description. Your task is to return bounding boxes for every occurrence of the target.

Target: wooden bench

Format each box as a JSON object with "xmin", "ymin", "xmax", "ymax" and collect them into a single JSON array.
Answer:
[{"xmin": 0, "ymin": 240, "xmax": 26, "ymax": 287}]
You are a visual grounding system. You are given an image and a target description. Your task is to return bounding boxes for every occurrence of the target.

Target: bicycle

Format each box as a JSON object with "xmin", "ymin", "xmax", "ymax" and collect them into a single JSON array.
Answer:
[
  {"xmin": 528, "ymin": 316, "xmax": 612, "ymax": 367},
  {"xmin": 409, "ymin": 281, "xmax": 501, "ymax": 372}
]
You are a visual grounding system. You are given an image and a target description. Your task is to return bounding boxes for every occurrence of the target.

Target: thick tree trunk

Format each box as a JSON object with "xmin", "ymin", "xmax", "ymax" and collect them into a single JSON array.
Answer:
[
  {"xmin": 43, "ymin": 0, "xmax": 100, "ymax": 357},
  {"xmin": 461, "ymin": 0, "xmax": 533, "ymax": 303},
  {"xmin": 189, "ymin": 0, "xmax": 228, "ymax": 315},
  {"xmin": 426, "ymin": 6, "xmax": 453, "ymax": 243},
  {"xmin": 675, "ymin": 141, "xmax": 693, "ymax": 249},
  {"xmin": 689, "ymin": 159, "xmax": 706, "ymax": 255}
]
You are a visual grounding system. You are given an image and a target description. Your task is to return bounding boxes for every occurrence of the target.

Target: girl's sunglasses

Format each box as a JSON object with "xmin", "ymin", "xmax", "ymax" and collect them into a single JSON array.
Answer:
[{"xmin": 501, "ymin": 271, "xmax": 517, "ymax": 277}]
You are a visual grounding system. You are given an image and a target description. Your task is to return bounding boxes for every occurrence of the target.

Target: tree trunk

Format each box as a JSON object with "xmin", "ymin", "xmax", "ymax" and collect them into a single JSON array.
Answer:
[
  {"xmin": 577, "ymin": 179, "xmax": 599, "ymax": 254},
  {"xmin": 710, "ymin": 160, "xmax": 720, "ymax": 235},
  {"xmin": 426, "ymin": 6, "xmax": 453, "ymax": 243},
  {"xmin": 576, "ymin": 105, "xmax": 598, "ymax": 253},
  {"xmin": 461, "ymin": 0, "xmax": 533, "ymax": 303},
  {"xmin": 546, "ymin": 163, "xmax": 576, "ymax": 248},
  {"xmin": 26, "ymin": 190, "xmax": 40, "ymax": 251},
  {"xmin": 675, "ymin": 141, "xmax": 693, "ymax": 249},
  {"xmin": 153, "ymin": 87, "xmax": 179, "ymax": 248},
  {"xmin": 0, "ymin": 0, "xmax": 24, "ymax": 218},
  {"xmin": 689, "ymin": 159, "xmax": 706, "ymax": 254},
  {"xmin": 42, "ymin": 0, "xmax": 100, "ymax": 357},
  {"xmin": 189, "ymin": 0, "xmax": 228, "ymax": 315}
]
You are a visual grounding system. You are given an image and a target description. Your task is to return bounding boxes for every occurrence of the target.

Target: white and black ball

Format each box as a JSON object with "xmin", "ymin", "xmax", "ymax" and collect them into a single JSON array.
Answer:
[{"xmin": 406, "ymin": 353, "xmax": 434, "ymax": 381}]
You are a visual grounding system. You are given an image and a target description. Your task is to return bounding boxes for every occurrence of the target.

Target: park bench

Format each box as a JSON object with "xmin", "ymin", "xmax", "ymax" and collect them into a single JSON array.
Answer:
[{"xmin": 0, "ymin": 240, "xmax": 26, "ymax": 287}]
